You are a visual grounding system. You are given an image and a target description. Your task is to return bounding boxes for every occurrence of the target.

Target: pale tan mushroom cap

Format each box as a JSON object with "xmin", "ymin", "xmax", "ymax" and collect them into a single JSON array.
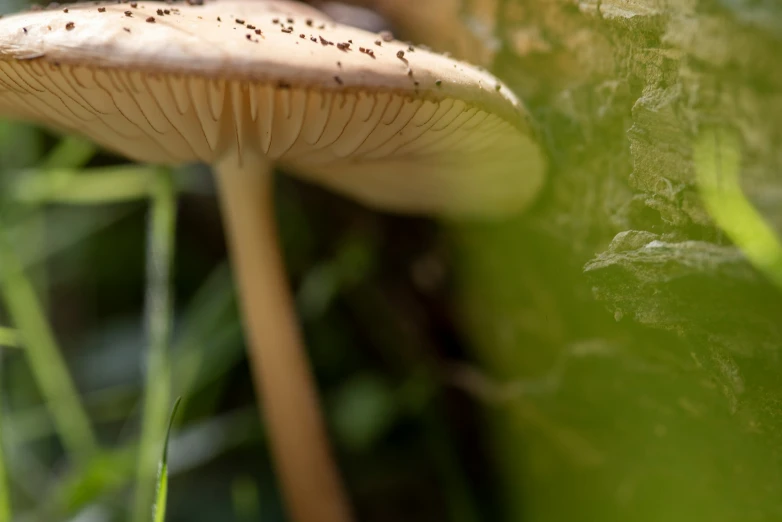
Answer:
[{"xmin": 0, "ymin": 0, "xmax": 545, "ymax": 216}]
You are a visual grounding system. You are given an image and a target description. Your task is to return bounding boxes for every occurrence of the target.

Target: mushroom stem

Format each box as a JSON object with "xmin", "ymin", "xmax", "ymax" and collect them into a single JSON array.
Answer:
[{"xmin": 214, "ymin": 152, "xmax": 354, "ymax": 522}]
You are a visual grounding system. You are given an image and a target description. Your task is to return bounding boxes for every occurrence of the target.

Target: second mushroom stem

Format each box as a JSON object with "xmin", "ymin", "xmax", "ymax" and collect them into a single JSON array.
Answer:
[{"xmin": 214, "ymin": 152, "xmax": 354, "ymax": 522}]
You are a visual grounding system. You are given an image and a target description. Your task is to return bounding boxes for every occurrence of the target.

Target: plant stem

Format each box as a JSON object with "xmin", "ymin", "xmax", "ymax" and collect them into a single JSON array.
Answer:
[
  {"xmin": 0, "ymin": 328, "xmax": 19, "ymax": 349},
  {"xmin": 214, "ymin": 152, "xmax": 353, "ymax": 522},
  {"xmin": 132, "ymin": 169, "xmax": 177, "ymax": 522},
  {"xmin": 694, "ymin": 127, "xmax": 782, "ymax": 289},
  {"xmin": 12, "ymin": 166, "xmax": 164, "ymax": 205},
  {"xmin": 0, "ymin": 221, "xmax": 97, "ymax": 461},
  {"xmin": 0, "ymin": 352, "xmax": 12, "ymax": 522}
]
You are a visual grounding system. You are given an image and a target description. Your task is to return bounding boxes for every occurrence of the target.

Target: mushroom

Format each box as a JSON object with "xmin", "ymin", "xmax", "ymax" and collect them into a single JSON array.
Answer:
[{"xmin": 0, "ymin": 1, "xmax": 546, "ymax": 521}]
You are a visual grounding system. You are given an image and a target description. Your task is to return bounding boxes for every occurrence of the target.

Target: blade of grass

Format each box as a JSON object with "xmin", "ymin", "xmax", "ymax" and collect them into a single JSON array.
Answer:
[
  {"xmin": 47, "ymin": 407, "xmax": 256, "ymax": 519},
  {"xmin": 11, "ymin": 165, "xmax": 162, "ymax": 205},
  {"xmin": 0, "ymin": 353, "xmax": 12, "ymax": 522},
  {"xmin": 0, "ymin": 221, "xmax": 97, "ymax": 460},
  {"xmin": 694, "ymin": 126, "xmax": 782, "ymax": 289},
  {"xmin": 15, "ymin": 135, "xmax": 98, "ymax": 334},
  {"xmin": 36, "ymin": 136, "xmax": 96, "ymax": 171},
  {"xmin": 0, "ymin": 439, "xmax": 11, "ymax": 522},
  {"xmin": 0, "ymin": 328, "xmax": 19, "ymax": 349},
  {"xmin": 133, "ymin": 169, "xmax": 177, "ymax": 522},
  {"xmin": 152, "ymin": 397, "xmax": 182, "ymax": 522}
]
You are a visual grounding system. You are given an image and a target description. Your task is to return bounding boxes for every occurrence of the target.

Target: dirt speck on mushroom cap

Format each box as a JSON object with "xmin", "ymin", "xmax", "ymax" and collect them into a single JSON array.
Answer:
[{"xmin": 0, "ymin": 0, "xmax": 546, "ymax": 217}]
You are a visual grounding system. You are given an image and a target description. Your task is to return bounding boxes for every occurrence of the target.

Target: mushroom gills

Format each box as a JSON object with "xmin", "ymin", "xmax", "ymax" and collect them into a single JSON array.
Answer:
[{"xmin": 0, "ymin": 62, "xmax": 543, "ymax": 215}]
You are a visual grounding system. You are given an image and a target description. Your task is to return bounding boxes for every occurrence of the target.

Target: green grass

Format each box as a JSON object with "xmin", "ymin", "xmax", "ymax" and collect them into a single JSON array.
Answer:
[
  {"xmin": 133, "ymin": 170, "xmax": 177, "ymax": 522},
  {"xmin": 0, "ymin": 327, "xmax": 19, "ymax": 349},
  {"xmin": 153, "ymin": 397, "xmax": 182, "ymax": 522},
  {"xmin": 0, "ymin": 351, "xmax": 11, "ymax": 522},
  {"xmin": 0, "ymin": 86, "xmax": 484, "ymax": 522},
  {"xmin": 0, "ymin": 128, "xmax": 191, "ymax": 520},
  {"xmin": 0, "ymin": 115, "xmax": 262, "ymax": 519},
  {"xmin": 3, "ymin": 65, "xmax": 778, "ymax": 522},
  {"xmin": 0, "ymin": 126, "xmax": 466, "ymax": 522},
  {"xmin": 0, "ymin": 141, "xmax": 99, "ymax": 461},
  {"xmin": 694, "ymin": 126, "xmax": 782, "ymax": 289}
]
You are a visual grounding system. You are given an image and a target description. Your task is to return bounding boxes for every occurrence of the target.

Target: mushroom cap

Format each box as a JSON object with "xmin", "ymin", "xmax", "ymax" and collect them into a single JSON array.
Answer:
[{"xmin": 0, "ymin": 0, "xmax": 545, "ymax": 217}]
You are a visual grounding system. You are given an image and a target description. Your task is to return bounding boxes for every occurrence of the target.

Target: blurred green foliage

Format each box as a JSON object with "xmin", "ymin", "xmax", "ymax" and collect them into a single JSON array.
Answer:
[
  {"xmin": 2, "ymin": 3, "xmax": 781, "ymax": 522},
  {"xmin": 0, "ymin": 46, "xmax": 483, "ymax": 522},
  {"xmin": 694, "ymin": 127, "xmax": 782, "ymax": 290}
]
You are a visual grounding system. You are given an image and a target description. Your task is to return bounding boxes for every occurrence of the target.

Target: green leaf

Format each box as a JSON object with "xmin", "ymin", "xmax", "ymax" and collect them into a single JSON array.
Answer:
[
  {"xmin": 153, "ymin": 397, "xmax": 182, "ymax": 522},
  {"xmin": 0, "ymin": 221, "xmax": 97, "ymax": 460},
  {"xmin": 37, "ymin": 136, "xmax": 96, "ymax": 171},
  {"xmin": 0, "ymin": 355, "xmax": 12, "ymax": 521},
  {"xmin": 0, "ymin": 327, "xmax": 19, "ymax": 349},
  {"xmin": 694, "ymin": 126, "xmax": 782, "ymax": 289},
  {"xmin": 134, "ymin": 169, "xmax": 177, "ymax": 522},
  {"xmin": 10, "ymin": 165, "xmax": 161, "ymax": 205}
]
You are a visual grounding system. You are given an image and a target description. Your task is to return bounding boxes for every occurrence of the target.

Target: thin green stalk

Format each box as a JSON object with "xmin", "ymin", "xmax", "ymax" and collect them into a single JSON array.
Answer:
[
  {"xmin": 12, "ymin": 166, "xmax": 164, "ymax": 205},
  {"xmin": 0, "ymin": 437, "xmax": 10, "ymax": 522},
  {"xmin": 37, "ymin": 136, "xmax": 96, "ymax": 171},
  {"xmin": 0, "ymin": 328, "xmax": 19, "ymax": 349},
  {"xmin": 0, "ymin": 222, "xmax": 97, "ymax": 460},
  {"xmin": 152, "ymin": 397, "xmax": 182, "ymax": 522},
  {"xmin": 132, "ymin": 169, "xmax": 177, "ymax": 522},
  {"xmin": 0, "ymin": 353, "xmax": 12, "ymax": 522},
  {"xmin": 694, "ymin": 127, "xmax": 782, "ymax": 289}
]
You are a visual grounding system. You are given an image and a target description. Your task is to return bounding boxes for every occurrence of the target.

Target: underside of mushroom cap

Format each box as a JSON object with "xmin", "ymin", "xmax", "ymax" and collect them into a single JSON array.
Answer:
[{"xmin": 0, "ymin": 0, "xmax": 546, "ymax": 217}]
